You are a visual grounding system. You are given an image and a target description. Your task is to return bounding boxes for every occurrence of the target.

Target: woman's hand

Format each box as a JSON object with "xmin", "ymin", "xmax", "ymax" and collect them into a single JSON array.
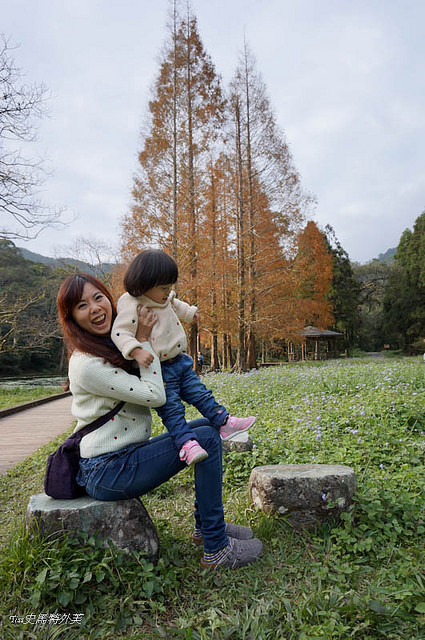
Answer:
[
  {"xmin": 136, "ymin": 305, "xmax": 157, "ymax": 342},
  {"xmin": 129, "ymin": 306, "xmax": 158, "ymax": 367}
]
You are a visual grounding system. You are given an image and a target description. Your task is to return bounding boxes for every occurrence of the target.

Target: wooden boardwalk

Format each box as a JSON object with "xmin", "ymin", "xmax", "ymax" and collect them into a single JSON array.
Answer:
[{"xmin": 0, "ymin": 396, "xmax": 74, "ymax": 475}]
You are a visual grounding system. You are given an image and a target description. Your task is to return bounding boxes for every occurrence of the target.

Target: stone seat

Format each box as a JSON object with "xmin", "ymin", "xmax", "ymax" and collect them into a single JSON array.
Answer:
[
  {"xmin": 249, "ymin": 464, "xmax": 357, "ymax": 528},
  {"xmin": 25, "ymin": 493, "xmax": 159, "ymax": 561},
  {"xmin": 222, "ymin": 430, "xmax": 254, "ymax": 453}
]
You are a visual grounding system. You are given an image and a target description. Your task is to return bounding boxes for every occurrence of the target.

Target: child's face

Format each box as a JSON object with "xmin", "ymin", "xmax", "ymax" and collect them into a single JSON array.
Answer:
[{"xmin": 144, "ymin": 283, "xmax": 173, "ymax": 304}]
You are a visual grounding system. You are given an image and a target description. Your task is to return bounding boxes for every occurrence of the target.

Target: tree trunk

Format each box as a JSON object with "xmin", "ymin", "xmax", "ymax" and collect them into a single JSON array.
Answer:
[
  {"xmin": 210, "ymin": 167, "xmax": 220, "ymax": 371},
  {"xmin": 211, "ymin": 331, "xmax": 220, "ymax": 370},
  {"xmin": 244, "ymin": 46, "xmax": 257, "ymax": 371},
  {"xmin": 185, "ymin": 14, "xmax": 198, "ymax": 369},
  {"xmin": 222, "ymin": 332, "xmax": 229, "ymax": 369},
  {"xmin": 227, "ymin": 334, "xmax": 233, "ymax": 368},
  {"xmin": 234, "ymin": 97, "xmax": 246, "ymax": 372},
  {"xmin": 171, "ymin": 0, "xmax": 179, "ymax": 263}
]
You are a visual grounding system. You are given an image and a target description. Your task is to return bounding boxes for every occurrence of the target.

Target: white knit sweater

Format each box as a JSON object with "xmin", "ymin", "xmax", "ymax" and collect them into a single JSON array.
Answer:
[
  {"xmin": 68, "ymin": 343, "xmax": 166, "ymax": 458},
  {"xmin": 112, "ymin": 291, "xmax": 197, "ymax": 362}
]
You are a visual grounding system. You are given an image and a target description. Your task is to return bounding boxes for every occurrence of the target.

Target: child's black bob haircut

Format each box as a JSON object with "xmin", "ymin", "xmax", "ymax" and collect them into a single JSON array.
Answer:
[{"xmin": 124, "ymin": 249, "xmax": 178, "ymax": 297}]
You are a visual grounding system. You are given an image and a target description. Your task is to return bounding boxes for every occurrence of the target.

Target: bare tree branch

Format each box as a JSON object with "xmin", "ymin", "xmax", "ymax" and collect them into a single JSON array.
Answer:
[{"xmin": 0, "ymin": 34, "xmax": 69, "ymax": 240}]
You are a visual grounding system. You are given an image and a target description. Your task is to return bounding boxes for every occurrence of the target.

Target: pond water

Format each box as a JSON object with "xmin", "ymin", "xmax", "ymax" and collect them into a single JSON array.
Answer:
[{"xmin": 0, "ymin": 375, "xmax": 66, "ymax": 389}]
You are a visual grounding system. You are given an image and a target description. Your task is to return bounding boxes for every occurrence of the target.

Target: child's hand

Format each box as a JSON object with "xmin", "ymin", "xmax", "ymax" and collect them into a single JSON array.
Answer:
[
  {"xmin": 135, "ymin": 306, "xmax": 157, "ymax": 341},
  {"xmin": 193, "ymin": 312, "xmax": 199, "ymax": 324},
  {"xmin": 131, "ymin": 347, "xmax": 155, "ymax": 368}
]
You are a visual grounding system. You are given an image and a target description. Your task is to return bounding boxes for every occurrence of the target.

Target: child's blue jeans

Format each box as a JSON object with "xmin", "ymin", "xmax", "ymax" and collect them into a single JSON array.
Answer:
[{"xmin": 156, "ymin": 353, "xmax": 229, "ymax": 449}]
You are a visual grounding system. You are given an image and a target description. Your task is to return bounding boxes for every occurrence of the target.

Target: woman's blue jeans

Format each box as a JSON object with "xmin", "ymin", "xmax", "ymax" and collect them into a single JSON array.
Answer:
[
  {"xmin": 156, "ymin": 354, "xmax": 229, "ymax": 449},
  {"xmin": 77, "ymin": 419, "xmax": 228, "ymax": 553}
]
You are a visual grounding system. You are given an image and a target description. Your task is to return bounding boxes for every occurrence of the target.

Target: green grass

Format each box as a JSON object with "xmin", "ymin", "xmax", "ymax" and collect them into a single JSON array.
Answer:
[
  {"xmin": 0, "ymin": 386, "xmax": 63, "ymax": 410},
  {"xmin": 0, "ymin": 357, "xmax": 425, "ymax": 639}
]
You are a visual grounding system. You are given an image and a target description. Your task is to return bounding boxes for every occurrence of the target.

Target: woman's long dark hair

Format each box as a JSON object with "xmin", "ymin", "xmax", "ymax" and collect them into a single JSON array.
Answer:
[{"xmin": 57, "ymin": 273, "xmax": 132, "ymax": 372}]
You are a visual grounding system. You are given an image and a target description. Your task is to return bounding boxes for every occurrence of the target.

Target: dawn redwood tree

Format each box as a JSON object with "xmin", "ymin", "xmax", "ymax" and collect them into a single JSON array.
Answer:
[
  {"xmin": 228, "ymin": 42, "xmax": 309, "ymax": 370},
  {"xmin": 292, "ymin": 221, "xmax": 334, "ymax": 330},
  {"xmin": 121, "ymin": 2, "xmax": 225, "ymax": 363},
  {"xmin": 197, "ymin": 160, "xmax": 223, "ymax": 369},
  {"xmin": 179, "ymin": 7, "xmax": 226, "ymax": 360},
  {"xmin": 121, "ymin": 4, "xmax": 182, "ymax": 261},
  {"xmin": 198, "ymin": 153, "xmax": 239, "ymax": 370},
  {"xmin": 121, "ymin": 6, "xmax": 330, "ymax": 369},
  {"xmin": 208, "ymin": 153, "xmax": 238, "ymax": 369}
]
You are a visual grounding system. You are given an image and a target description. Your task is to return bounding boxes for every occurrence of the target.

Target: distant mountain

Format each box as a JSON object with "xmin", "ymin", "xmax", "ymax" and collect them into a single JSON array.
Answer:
[
  {"xmin": 377, "ymin": 247, "xmax": 396, "ymax": 264},
  {"xmin": 17, "ymin": 247, "xmax": 117, "ymax": 275},
  {"xmin": 19, "ymin": 245, "xmax": 396, "ymax": 271}
]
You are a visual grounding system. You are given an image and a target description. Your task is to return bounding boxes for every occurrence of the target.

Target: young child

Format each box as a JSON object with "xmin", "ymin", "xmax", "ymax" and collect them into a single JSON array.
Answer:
[{"xmin": 112, "ymin": 249, "xmax": 256, "ymax": 465}]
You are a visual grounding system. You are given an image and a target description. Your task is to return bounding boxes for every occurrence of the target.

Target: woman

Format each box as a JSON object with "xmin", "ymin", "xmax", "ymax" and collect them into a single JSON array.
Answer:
[{"xmin": 57, "ymin": 273, "xmax": 262, "ymax": 570}]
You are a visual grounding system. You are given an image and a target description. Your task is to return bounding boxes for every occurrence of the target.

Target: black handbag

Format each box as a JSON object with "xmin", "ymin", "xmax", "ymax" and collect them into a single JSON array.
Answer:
[{"xmin": 44, "ymin": 401, "xmax": 125, "ymax": 500}]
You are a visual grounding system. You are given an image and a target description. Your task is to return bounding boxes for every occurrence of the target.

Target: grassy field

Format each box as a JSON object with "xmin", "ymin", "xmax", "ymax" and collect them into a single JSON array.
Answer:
[
  {"xmin": 0, "ymin": 357, "xmax": 424, "ymax": 639},
  {"xmin": 0, "ymin": 386, "xmax": 63, "ymax": 410}
]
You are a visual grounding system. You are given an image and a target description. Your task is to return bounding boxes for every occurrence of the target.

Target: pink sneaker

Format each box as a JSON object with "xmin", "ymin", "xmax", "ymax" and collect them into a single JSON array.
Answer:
[
  {"xmin": 220, "ymin": 416, "xmax": 256, "ymax": 441},
  {"xmin": 179, "ymin": 440, "xmax": 209, "ymax": 465}
]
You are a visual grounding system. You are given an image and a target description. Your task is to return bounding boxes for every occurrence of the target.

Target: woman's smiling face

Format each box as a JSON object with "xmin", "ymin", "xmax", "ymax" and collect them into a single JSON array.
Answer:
[{"xmin": 72, "ymin": 282, "xmax": 113, "ymax": 336}]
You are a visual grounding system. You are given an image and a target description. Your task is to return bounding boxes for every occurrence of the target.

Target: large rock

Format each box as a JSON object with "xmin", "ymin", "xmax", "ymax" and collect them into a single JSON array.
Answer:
[
  {"xmin": 249, "ymin": 464, "xmax": 357, "ymax": 528},
  {"xmin": 26, "ymin": 493, "xmax": 159, "ymax": 561},
  {"xmin": 222, "ymin": 431, "xmax": 254, "ymax": 453}
]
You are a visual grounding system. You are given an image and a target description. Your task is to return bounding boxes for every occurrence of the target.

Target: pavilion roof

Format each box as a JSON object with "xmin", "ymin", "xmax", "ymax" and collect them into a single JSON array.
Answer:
[{"xmin": 301, "ymin": 325, "xmax": 343, "ymax": 338}]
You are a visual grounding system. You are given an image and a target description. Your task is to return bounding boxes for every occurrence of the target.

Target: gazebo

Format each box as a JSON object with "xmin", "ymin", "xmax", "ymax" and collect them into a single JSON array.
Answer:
[{"xmin": 287, "ymin": 326, "xmax": 344, "ymax": 361}]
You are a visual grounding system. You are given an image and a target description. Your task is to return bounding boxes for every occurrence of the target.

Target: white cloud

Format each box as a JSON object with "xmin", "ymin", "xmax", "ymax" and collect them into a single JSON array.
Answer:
[{"xmin": 3, "ymin": 0, "xmax": 425, "ymax": 264}]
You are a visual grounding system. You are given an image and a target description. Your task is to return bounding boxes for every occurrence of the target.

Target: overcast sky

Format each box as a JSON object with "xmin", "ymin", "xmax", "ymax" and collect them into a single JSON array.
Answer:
[{"xmin": 2, "ymin": 0, "xmax": 425, "ymax": 264}]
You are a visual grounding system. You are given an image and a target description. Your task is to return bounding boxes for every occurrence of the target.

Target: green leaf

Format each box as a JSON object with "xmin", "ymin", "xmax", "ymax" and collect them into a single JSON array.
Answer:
[
  {"xmin": 282, "ymin": 598, "xmax": 293, "ymax": 614},
  {"xmin": 29, "ymin": 589, "xmax": 41, "ymax": 608},
  {"xmin": 74, "ymin": 591, "xmax": 87, "ymax": 605},
  {"xmin": 414, "ymin": 602, "xmax": 425, "ymax": 613},
  {"xmin": 35, "ymin": 567, "xmax": 48, "ymax": 586},
  {"xmin": 368, "ymin": 600, "xmax": 389, "ymax": 615},
  {"xmin": 58, "ymin": 591, "xmax": 71, "ymax": 607},
  {"xmin": 69, "ymin": 577, "xmax": 79, "ymax": 590},
  {"xmin": 143, "ymin": 580, "xmax": 154, "ymax": 597}
]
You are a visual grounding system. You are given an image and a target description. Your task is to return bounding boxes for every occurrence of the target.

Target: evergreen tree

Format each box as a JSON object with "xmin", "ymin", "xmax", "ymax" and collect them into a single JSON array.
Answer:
[
  {"xmin": 383, "ymin": 211, "xmax": 425, "ymax": 351},
  {"xmin": 0, "ymin": 240, "xmax": 63, "ymax": 374},
  {"xmin": 324, "ymin": 225, "xmax": 360, "ymax": 350},
  {"xmin": 352, "ymin": 258, "xmax": 390, "ymax": 351}
]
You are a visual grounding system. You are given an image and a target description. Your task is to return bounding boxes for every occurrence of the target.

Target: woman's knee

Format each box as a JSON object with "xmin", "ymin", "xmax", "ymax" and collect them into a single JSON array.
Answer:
[{"xmin": 192, "ymin": 425, "xmax": 221, "ymax": 451}]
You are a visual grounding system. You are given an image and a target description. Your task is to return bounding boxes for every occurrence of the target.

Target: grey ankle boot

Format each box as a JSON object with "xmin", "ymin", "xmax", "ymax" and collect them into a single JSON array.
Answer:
[
  {"xmin": 225, "ymin": 522, "xmax": 254, "ymax": 540},
  {"xmin": 201, "ymin": 536, "xmax": 263, "ymax": 569},
  {"xmin": 192, "ymin": 521, "xmax": 254, "ymax": 547}
]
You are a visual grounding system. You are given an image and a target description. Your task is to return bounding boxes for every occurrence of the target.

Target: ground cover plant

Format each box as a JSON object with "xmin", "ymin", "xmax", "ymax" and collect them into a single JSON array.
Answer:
[
  {"xmin": 0, "ymin": 386, "xmax": 63, "ymax": 410},
  {"xmin": 0, "ymin": 357, "xmax": 424, "ymax": 639}
]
